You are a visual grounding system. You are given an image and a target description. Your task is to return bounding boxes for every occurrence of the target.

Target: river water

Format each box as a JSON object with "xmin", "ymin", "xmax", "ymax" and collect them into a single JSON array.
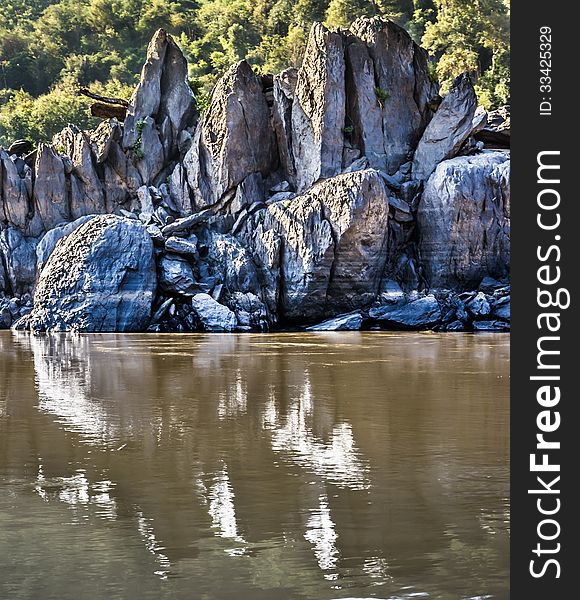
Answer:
[{"xmin": 0, "ymin": 331, "xmax": 509, "ymax": 600}]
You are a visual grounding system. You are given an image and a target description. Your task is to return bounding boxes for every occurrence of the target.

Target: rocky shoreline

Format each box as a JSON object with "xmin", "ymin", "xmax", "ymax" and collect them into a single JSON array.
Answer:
[{"xmin": 0, "ymin": 17, "xmax": 510, "ymax": 334}]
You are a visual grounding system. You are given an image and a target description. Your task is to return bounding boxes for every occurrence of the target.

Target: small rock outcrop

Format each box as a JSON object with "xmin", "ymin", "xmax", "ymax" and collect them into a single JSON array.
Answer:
[
  {"xmin": 369, "ymin": 294, "xmax": 441, "ymax": 329},
  {"xmin": 307, "ymin": 311, "xmax": 363, "ymax": 331},
  {"xmin": 191, "ymin": 293, "xmax": 237, "ymax": 332}
]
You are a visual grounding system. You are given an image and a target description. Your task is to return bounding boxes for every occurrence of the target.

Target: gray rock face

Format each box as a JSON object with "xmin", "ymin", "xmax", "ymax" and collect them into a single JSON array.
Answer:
[
  {"xmin": 0, "ymin": 227, "xmax": 38, "ymax": 294},
  {"xmin": 168, "ymin": 163, "xmax": 192, "ymax": 216},
  {"xmin": 123, "ymin": 28, "xmax": 196, "ymax": 169},
  {"xmin": 417, "ymin": 152, "xmax": 510, "ymax": 289},
  {"xmin": 184, "ymin": 61, "xmax": 277, "ymax": 210},
  {"xmin": 36, "ymin": 215, "xmax": 94, "ymax": 271},
  {"xmin": 0, "ymin": 257, "xmax": 6, "ymax": 294},
  {"xmin": 0, "ymin": 21, "xmax": 512, "ymax": 333},
  {"xmin": 307, "ymin": 312, "xmax": 363, "ymax": 331},
  {"xmin": 272, "ymin": 68, "xmax": 298, "ymax": 184},
  {"xmin": 412, "ymin": 73, "xmax": 479, "ymax": 181},
  {"xmin": 347, "ymin": 17, "xmax": 439, "ymax": 175},
  {"xmin": 62, "ymin": 128, "xmax": 106, "ymax": 219},
  {"xmin": 21, "ymin": 215, "xmax": 156, "ymax": 332},
  {"xmin": 259, "ymin": 169, "xmax": 390, "ymax": 321},
  {"xmin": 369, "ymin": 295, "xmax": 441, "ymax": 329},
  {"xmin": 191, "ymin": 293, "xmax": 236, "ymax": 332},
  {"xmin": 206, "ymin": 233, "xmax": 261, "ymax": 296},
  {"xmin": 33, "ymin": 144, "xmax": 69, "ymax": 234},
  {"xmin": 1, "ymin": 150, "xmax": 33, "ymax": 232},
  {"xmin": 292, "ymin": 23, "xmax": 345, "ymax": 192}
]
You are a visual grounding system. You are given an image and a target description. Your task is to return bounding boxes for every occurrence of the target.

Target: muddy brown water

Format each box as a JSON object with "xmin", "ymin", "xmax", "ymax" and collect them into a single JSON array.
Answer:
[{"xmin": 0, "ymin": 331, "xmax": 509, "ymax": 599}]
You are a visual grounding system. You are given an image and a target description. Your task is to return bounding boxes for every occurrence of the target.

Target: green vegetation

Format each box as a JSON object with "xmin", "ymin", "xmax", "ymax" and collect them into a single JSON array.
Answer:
[
  {"xmin": 0, "ymin": 0, "xmax": 509, "ymax": 146},
  {"xmin": 132, "ymin": 118, "xmax": 145, "ymax": 159},
  {"xmin": 420, "ymin": 0, "xmax": 510, "ymax": 108},
  {"xmin": 374, "ymin": 86, "xmax": 390, "ymax": 109}
]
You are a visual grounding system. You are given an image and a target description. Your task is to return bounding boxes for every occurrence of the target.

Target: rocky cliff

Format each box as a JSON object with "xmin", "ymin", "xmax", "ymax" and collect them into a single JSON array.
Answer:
[{"xmin": 0, "ymin": 17, "xmax": 510, "ymax": 333}]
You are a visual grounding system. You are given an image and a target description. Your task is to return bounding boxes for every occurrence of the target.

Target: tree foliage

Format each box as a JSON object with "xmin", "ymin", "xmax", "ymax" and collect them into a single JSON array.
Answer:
[{"xmin": 0, "ymin": 0, "xmax": 509, "ymax": 146}]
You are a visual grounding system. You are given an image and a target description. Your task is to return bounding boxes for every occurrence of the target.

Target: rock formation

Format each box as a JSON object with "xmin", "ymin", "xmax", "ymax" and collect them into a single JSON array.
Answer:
[
  {"xmin": 253, "ymin": 169, "xmax": 391, "ymax": 322},
  {"xmin": 417, "ymin": 152, "xmax": 510, "ymax": 289},
  {"xmin": 346, "ymin": 17, "xmax": 439, "ymax": 176},
  {"xmin": 0, "ymin": 18, "xmax": 510, "ymax": 333},
  {"xmin": 16, "ymin": 215, "xmax": 156, "ymax": 332},
  {"xmin": 183, "ymin": 60, "xmax": 276, "ymax": 210},
  {"xmin": 411, "ymin": 73, "xmax": 482, "ymax": 181}
]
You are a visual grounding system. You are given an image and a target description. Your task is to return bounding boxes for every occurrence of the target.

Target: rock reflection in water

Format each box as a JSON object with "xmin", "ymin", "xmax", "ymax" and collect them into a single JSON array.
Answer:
[{"xmin": 0, "ymin": 331, "xmax": 509, "ymax": 600}]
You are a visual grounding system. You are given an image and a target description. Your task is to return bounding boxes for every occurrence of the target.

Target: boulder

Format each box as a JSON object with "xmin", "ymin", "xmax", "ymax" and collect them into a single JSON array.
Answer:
[
  {"xmin": 475, "ymin": 105, "xmax": 510, "ymax": 148},
  {"xmin": 369, "ymin": 295, "xmax": 441, "ymax": 329},
  {"xmin": 417, "ymin": 152, "xmax": 510, "ymax": 289},
  {"xmin": 164, "ymin": 235, "xmax": 198, "ymax": 256},
  {"xmin": 191, "ymin": 293, "xmax": 236, "ymax": 332},
  {"xmin": 466, "ymin": 291, "xmax": 491, "ymax": 317},
  {"xmin": 36, "ymin": 215, "xmax": 94, "ymax": 271},
  {"xmin": 473, "ymin": 320, "xmax": 510, "ymax": 332},
  {"xmin": 292, "ymin": 23, "xmax": 345, "ymax": 192},
  {"xmin": 20, "ymin": 215, "xmax": 156, "ymax": 332},
  {"xmin": 412, "ymin": 73, "xmax": 479, "ymax": 181},
  {"xmin": 226, "ymin": 291, "xmax": 268, "ymax": 330},
  {"xmin": 184, "ymin": 61, "xmax": 276, "ymax": 209},
  {"xmin": 492, "ymin": 296, "xmax": 510, "ymax": 321},
  {"xmin": 158, "ymin": 255, "xmax": 198, "ymax": 295},
  {"xmin": 161, "ymin": 208, "xmax": 213, "ymax": 236},
  {"xmin": 307, "ymin": 311, "xmax": 363, "ymax": 331},
  {"xmin": 259, "ymin": 169, "xmax": 390, "ymax": 321},
  {"xmin": 347, "ymin": 17, "xmax": 439, "ymax": 176}
]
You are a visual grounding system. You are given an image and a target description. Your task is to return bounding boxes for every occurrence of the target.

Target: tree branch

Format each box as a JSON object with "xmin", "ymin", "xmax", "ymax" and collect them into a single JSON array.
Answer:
[{"xmin": 78, "ymin": 87, "xmax": 130, "ymax": 107}]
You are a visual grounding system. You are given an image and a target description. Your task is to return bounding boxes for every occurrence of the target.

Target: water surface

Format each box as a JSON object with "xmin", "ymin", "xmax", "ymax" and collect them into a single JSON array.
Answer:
[{"xmin": 0, "ymin": 331, "xmax": 509, "ymax": 599}]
